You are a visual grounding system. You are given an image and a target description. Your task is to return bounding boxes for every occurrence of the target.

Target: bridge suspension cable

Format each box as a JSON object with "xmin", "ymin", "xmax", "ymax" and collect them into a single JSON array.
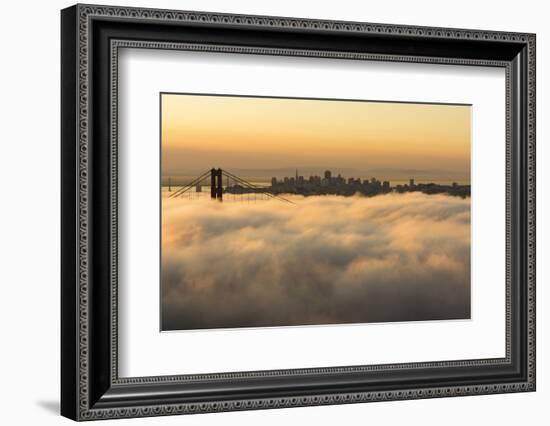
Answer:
[
  {"xmin": 169, "ymin": 168, "xmax": 296, "ymax": 204},
  {"xmin": 168, "ymin": 170, "xmax": 211, "ymax": 198},
  {"xmin": 221, "ymin": 170, "xmax": 296, "ymax": 204}
]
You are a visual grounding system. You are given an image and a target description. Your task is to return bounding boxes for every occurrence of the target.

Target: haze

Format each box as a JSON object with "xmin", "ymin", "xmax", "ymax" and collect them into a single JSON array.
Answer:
[{"xmin": 161, "ymin": 94, "xmax": 471, "ymax": 181}]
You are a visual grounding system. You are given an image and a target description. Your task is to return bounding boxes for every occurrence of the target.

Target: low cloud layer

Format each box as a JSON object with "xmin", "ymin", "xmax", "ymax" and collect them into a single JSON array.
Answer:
[{"xmin": 161, "ymin": 193, "xmax": 470, "ymax": 331}]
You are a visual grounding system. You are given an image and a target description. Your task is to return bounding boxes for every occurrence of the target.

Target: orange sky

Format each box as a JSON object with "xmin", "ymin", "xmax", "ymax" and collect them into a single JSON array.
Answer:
[{"xmin": 161, "ymin": 93, "xmax": 470, "ymax": 179}]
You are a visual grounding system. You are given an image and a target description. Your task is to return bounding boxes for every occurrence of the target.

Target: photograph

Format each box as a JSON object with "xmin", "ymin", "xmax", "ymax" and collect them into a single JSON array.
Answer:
[{"xmin": 160, "ymin": 93, "xmax": 472, "ymax": 331}]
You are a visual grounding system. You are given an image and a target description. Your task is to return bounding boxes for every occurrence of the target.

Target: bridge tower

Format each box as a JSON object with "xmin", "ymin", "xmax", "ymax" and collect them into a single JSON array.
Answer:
[
  {"xmin": 210, "ymin": 168, "xmax": 223, "ymax": 201},
  {"xmin": 210, "ymin": 168, "xmax": 216, "ymax": 199},
  {"xmin": 216, "ymin": 168, "xmax": 223, "ymax": 201}
]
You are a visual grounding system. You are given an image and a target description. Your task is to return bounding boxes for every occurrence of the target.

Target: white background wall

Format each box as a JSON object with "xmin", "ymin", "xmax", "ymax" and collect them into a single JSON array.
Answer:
[{"xmin": 0, "ymin": 0, "xmax": 547, "ymax": 424}]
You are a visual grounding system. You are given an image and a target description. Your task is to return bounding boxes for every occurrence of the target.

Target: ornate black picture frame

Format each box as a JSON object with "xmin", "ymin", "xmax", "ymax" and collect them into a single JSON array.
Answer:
[{"xmin": 61, "ymin": 4, "xmax": 536, "ymax": 421}]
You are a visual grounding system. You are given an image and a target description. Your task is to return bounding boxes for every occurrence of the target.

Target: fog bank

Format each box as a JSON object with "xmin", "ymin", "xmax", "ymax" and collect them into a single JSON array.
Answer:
[{"xmin": 161, "ymin": 193, "xmax": 470, "ymax": 330}]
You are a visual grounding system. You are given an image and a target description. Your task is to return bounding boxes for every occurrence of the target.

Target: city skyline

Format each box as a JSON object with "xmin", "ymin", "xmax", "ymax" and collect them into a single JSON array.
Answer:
[{"xmin": 176, "ymin": 168, "xmax": 471, "ymax": 199}]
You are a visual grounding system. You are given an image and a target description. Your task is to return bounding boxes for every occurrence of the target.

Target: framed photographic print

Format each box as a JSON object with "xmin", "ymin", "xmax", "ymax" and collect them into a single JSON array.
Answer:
[{"xmin": 61, "ymin": 4, "xmax": 536, "ymax": 421}]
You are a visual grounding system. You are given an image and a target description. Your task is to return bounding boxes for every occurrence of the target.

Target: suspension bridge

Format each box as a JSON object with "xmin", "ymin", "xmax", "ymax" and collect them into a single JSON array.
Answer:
[{"xmin": 168, "ymin": 168, "xmax": 295, "ymax": 204}]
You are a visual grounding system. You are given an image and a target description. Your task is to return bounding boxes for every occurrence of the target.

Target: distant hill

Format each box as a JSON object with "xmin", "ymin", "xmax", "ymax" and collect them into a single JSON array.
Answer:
[{"xmin": 163, "ymin": 167, "xmax": 470, "ymax": 185}]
